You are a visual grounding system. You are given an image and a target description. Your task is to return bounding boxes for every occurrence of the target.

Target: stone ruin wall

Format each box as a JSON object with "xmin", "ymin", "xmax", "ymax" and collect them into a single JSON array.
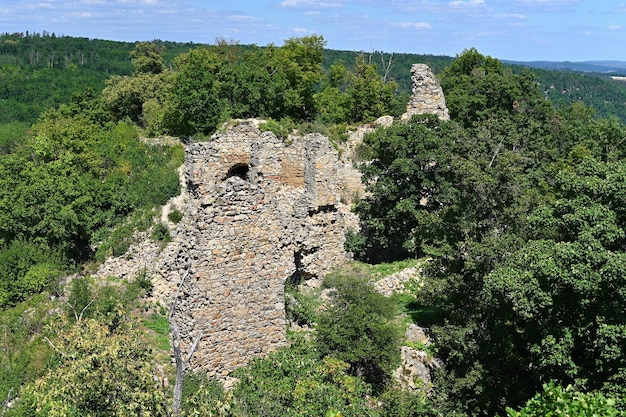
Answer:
[
  {"xmin": 402, "ymin": 63, "xmax": 449, "ymax": 121},
  {"xmin": 149, "ymin": 121, "xmax": 358, "ymax": 380}
]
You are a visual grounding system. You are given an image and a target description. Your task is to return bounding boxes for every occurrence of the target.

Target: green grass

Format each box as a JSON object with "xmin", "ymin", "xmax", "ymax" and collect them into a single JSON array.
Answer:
[
  {"xmin": 404, "ymin": 302, "xmax": 444, "ymax": 326},
  {"xmin": 326, "ymin": 258, "xmax": 426, "ymax": 285},
  {"xmin": 143, "ymin": 313, "xmax": 171, "ymax": 351}
]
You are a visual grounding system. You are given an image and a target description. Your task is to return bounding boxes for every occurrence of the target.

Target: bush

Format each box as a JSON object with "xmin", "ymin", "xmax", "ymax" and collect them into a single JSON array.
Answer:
[
  {"xmin": 506, "ymin": 381, "xmax": 623, "ymax": 417},
  {"xmin": 284, "ymin": 283, "xmax": 319, "ymax": 326},
  {"xmin": 231, "ymin": 340, "xmax": 376, "ymax": 417},
  {"xmin": 14, "ymin": 317, "xmax": 167, "ymax": 417},
  {"xmin": 344, "ymin": 229, "xmax": 366, "ymax": 260},
  {"xmin": 378, "ymin": 387, "xmax": 439, "ymax": 417},
  {"xmin": 168, "ymin": 208, "xmax": 183, "ymax": 224},
  {"xmin": 0, "ymin": 240, "xmax": 65, "ymax": 308},
  {"xmin": 260, "ymin": 117, "xmax": 296, "ymax": 140},
  {"xmin": 180, "ymin": 373, "xmax": 229, "ymax": 417},
  {"xmin": 317, "ymin": 273, "xmax": 402, "ymax": 386},
  {"xmin": 151, "ymin": 221, "xmax": 171, "ymax": 243}
]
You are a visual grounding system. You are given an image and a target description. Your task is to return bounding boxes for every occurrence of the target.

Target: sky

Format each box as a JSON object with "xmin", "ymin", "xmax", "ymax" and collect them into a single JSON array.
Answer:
[{"xmin": 0, "ymin": 0, "xmax": 624, "ymax": 62}]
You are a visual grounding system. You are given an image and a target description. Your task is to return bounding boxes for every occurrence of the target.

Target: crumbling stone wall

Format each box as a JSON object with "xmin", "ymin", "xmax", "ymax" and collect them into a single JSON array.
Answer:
[
  {"xmin": 155, "ymin": 120, "xmax": 357, "ymax": 380},
  {"xmin": 402, "ymin": 63, "xmax": 450, "ymax": 121}
]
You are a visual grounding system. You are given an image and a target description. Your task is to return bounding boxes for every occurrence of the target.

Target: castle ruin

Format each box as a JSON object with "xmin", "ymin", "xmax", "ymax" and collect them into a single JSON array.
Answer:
[
  {"xmin": 162, "ymin": 121, "xmax": 358, "ymax": 379},
  {"xmin": 94, "ymin": 63, "xmax": 449, "ymax": 381}
]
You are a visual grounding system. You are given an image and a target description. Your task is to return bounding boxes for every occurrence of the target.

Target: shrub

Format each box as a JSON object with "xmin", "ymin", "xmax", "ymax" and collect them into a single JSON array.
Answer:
[
  {"xmin": 151, "ymin": 221, "xmax": 171, "ymax": 244},
  {"xmin": 344, "ymin": 229, "xmax": 366, "ymax": 260},
  {"xmin": 0, "ymin": 240, "xmax": 65, "ymax": 308},
  {"xmin": 168, "ymin": 208, "xmax": 183, "ymax": 224},
  {"xmin": 506, "ymin": 381, "xmax": 623, "ymax": 417},
  {"xmin": 284, "ymin": 283, "xmax": 319, "ymax": 326},
  {"xmin": 260, "ymin": 117, "xmax": 296, "ymax": 140},
  {"xmin": 317, "ymin": 273, "xmax": 402, "ymax": 387},
  {"xmin": 231, "ymin": 340, "xmax": 376, "ymax": 417}
]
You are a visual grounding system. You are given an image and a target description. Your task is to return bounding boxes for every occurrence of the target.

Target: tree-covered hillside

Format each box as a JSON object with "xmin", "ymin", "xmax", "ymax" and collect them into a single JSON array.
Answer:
[{"xmin": 3, "ymin": 31, "xmax": 626, "ymax": 124}]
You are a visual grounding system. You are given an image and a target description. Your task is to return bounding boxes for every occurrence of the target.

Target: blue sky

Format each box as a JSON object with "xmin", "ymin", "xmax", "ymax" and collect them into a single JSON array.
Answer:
[{"xmin": 0, "ymin": 0, "xmax": 624, "ymax": 62}]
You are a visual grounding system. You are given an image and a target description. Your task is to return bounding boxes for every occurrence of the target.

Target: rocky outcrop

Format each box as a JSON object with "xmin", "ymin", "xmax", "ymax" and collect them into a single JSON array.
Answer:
[
  {"xmin": 134, "ymin": 120, "xmax": 359, "ymax": 380},
  {"xmin": 401, "ymin": 64, "xmax": 449, "ymax": 122},
  {"xmin": 374, "ymin": 264, "xmax": 423, "ymax": 297},
  {"xmin": 394, "ymin": 324, "xmax": 442, "ymax": 394}
]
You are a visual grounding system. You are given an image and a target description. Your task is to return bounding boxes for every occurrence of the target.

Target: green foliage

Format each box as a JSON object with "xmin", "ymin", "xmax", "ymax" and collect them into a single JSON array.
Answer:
[
  {"xmin": 180, "ymin": 373, "xmax": 229, "ymax": 417},
  {"xmin": 13, "ymin": 317, "xmax": 168, "ymax": 417},
  {"xmin": 344, "ymin": 228, "xmax": 366, "ymax": 260},
  {"xmin": 168, "ymin": 208, "xmax": 184, "ymax": 224},
  {"xmin": 284, "ymin": 283, "xmax": 319, "ymax": 326},
  {"xmin": 315, "ymin": 58, "xmax": 404, "ymax": 124},
  {"xmin": 0, "ymin": 294, "xmax": 55, "ymax": 405},
  {"xmin": 102, "ymin": 72, "xmax": 170, "ymax": 125},
  {"xmin": 466, "ymin": 157, "xmax": 626, "ymax": 403},
  {"xmin": 506, "ymin": 381, "xmax": 623, "ymax": 417},
  {"xmin": 65, "ymin": 276, "xmax": 96, "ymax": 322},
  {"xmin": 0, "ymin": 240, "xmax": 65, "ymax": 307},
  {"xmin": 347, "ymin": 57, "xmax": 401, "ymax": 122},
  {"xmin": 215, "ymin": 45, "xmax": 290, "ymax": 121},
  {"xmin": 378, "ymin": 388, "xmax": 440, "ymax": 417},
  {"xmin": 0, "ymin": 121, "xmax": 28, "ymax": 154},
  {"xmin": 404, "ymin": 340, "xmax": 438, "ymax": 358},
  {"xmin": 259, "ymin": 117, "xmax": 296, "ymax": 140},
  {"xmin": 92, "ymin": 209, "xmax": 152, "ymax": 262},
  {"xmin": 143, "ymin": 313, "xmax": 171, "ymax": 351},
  {"xmin": 440, "ymin": 48, "xmax": 552, "ymax": 128},
  {"xmin": 356, "ymin": 48, "xmax": 626, "ymax": 415},
  {"xmin": 151, "ymin": 221, "xmax": 172, "ymax": 243},
  {"xmin": 317, "ymin": 273, "xmax": 402, "ymax": 385},
  {"xmin": 270, "ymin": 35, "xmax": 326, "ymax": 120},
  {"xmin": 169, "ymin": 47, "xmax": 223, "ymax": 136},
  {"xmin": 231, "ymin": 339, "xmax": 376, "ymax": 417},
  {"xmin": 357, "ymin": 115, "xmax": 470, "ymax": 260},
  {"xmin": 131, "ymin": 41, "xmax": 166, "ymax": 75}
]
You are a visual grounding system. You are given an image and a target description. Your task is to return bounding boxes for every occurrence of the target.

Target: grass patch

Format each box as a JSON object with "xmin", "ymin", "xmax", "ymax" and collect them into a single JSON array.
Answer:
[
  {"xmin": 404, "ymin": 301, "xmax": 445, "ymax": 326},
  {"xmin": 143, "ymin": 313, "xmax": 171, "ymax": 351},
  {"xmin": 326, "ymin": 258, "xmax": 425, "ymax": 284},
  {"xmin": 368, "ymin": 258, "xmax": 422, "ymax": 280}
]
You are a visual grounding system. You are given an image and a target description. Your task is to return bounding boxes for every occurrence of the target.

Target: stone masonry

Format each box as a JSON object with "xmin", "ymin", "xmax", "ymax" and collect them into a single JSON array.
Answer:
[
  {"xmin": 152, "ymin": 120, "xmax": 358, "ymax": 380},
  {"xmin": 401, "ymin": 63, "xmax": 450, "ymax": 121}
]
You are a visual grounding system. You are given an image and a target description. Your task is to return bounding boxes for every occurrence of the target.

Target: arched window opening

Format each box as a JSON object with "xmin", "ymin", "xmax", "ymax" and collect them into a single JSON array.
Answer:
[{"xmin": 226, "ymin": 163, "xmax": 249, "ymax": 181}]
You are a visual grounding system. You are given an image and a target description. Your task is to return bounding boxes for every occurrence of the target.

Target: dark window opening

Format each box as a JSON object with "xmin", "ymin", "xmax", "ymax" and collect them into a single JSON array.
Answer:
[
  {"xmin": 308, "ymin": 204, "xmax": 337, "ymax": 216},
  {"xmin": 226, "ymin": 163, "xmax": 249, "ymax": 181}
]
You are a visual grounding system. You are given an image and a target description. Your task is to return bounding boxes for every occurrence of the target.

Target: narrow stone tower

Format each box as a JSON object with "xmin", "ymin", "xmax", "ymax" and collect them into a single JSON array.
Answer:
[{"xmin": 401, "ymin": 64, "xmax": 450, "ymax": 121}]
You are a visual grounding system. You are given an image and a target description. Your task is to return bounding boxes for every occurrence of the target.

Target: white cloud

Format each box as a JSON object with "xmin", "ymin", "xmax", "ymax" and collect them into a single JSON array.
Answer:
[
  {"xmin": 29, "ymin": 3, "xmax": 55, "ymax": 9},
  {"xmin": 495, "ymin": 13, "xmax": 526, "ymax": 19},
  {"xmin": 448, "ymin": 0, "xmax": 485, "ymax": 7},
  {"xmin": 293, "ymin": 27, "xmax": 309, "ymax": 32},
  {"xmin": 278, "ymin": 0, "xmax": 342, "ymax": 9},
  {"xmin": 115, "ymin": 0, "xmax": 164, "ymax": 5},
  {"xmin": 514, "ymin": 0, "xmax": 579, "ymax": 6},
  {"xmin": 609, "ymin": 25, "xmax": 623, "ymax": 30},
  {"xmin": 68, "ymin": 11, "xmax": 94, "ymax": 18},
  {"xmin": 229, "ymin": 14, "xmax": 258, "ymax": 21},
  {"xmin": 395, "ymin": 21, "xmax": 432, "ymax": 30}
]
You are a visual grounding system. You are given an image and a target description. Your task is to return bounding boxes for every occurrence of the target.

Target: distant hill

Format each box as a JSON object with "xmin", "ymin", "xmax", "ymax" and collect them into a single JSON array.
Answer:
[
  {"xmin": 1, "ymin": 32, "xmax": 625, "ymax": 124},
  {"xmin": 503, "ymin": 60, "xmax": 626, "ymax": 75}
]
